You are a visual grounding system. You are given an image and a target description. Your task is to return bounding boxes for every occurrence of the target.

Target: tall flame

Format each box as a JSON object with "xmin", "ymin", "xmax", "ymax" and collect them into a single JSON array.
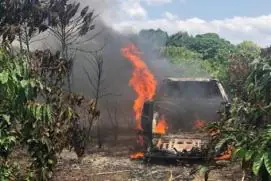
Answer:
[{"xmin": 121, "ymin": 43, "xmax": 157, "ymax": 130}]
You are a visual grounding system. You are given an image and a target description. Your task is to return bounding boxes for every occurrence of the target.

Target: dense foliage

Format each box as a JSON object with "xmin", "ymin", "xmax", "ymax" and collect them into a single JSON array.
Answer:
[
  {"xmin": 158, "ymin": 46, "xmax": 209, "ymax": 77},
  {"xmin": 0, "ymin": 50, "xmax": 56, "ymax": 180},
  {"xmin": 139, "ymin": 29, "xmax": 261, "ymax": 93},
  {"xmin": 210, "ymin": 57, "xmax": 271, "ymax": 180},
  {"xmin": 0, "ymin": 0, "xmax": 100, "ymax": 180},
  {"xmin": 140, "ymin": 28, "xmax": 271, "ymax": 180}
]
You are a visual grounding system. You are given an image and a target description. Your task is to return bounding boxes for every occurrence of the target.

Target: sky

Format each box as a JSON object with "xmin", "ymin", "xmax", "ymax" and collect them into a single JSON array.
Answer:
[{"xmin": 97, "ymin": 0, "xmax": 271, "ymax": 47}]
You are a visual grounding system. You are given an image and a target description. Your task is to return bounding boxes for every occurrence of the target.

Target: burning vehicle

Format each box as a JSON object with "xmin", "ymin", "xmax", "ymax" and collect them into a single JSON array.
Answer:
[
  {"xmin": 140, "ymin": 78, "xmax": 231, "ymax": 161},
  {"xmin": 121, "ymin": 43, "xmax": 231, "ymax": 161}
]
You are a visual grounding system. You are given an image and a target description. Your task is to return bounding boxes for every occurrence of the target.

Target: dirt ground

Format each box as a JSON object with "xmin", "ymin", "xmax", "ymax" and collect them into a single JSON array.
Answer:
[
  {"xmin": 52, "ymin": 140, "xmax": 242, "ymax": 181},
  {"xmin": 10, "ymin": 129, "xmax": 242, "ymax": 181}
]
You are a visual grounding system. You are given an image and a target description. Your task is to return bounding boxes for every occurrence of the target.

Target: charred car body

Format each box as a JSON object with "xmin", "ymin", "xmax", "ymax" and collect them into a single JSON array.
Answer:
[{"xmin": 140, "ymin": 77, "xmax": 230, "ymax": 161}]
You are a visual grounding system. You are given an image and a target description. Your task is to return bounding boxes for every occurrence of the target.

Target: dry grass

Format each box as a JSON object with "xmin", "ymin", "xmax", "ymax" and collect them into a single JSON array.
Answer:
[
  {"xmin": 52, "ymin": 143, "xmax": 241, "ymax": 181},
  {"xmin": 9, "ymin": 132, "xmax": 242, "ymax": 181}
]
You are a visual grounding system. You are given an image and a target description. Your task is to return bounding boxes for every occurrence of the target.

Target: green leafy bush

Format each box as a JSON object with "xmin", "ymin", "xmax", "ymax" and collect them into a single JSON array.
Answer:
[
  {"xmin": 211, "ymin": 58, "xmax": 271, "ymax": 180},
  {"xmin": 0, "ymin": 49, "xmax": 76, "ymax": 180}
]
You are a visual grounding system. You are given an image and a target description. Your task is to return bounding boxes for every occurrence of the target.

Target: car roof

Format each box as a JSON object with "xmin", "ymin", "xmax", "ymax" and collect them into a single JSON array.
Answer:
[{"xmin": 165, "ymin": 77, "xmax": 218, "ymax": 82}]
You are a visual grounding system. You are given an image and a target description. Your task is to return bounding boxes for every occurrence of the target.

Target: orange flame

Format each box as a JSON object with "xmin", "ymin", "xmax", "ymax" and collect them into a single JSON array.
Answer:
[
  {"xmin": 193, "ymin": 120, "xmax": 206, "ymax": 129},
  {"xmin": 155, "ymin": 119, "xmax": 168, "ymax": 135},
  {"xmin": 121, "ymin": 43, "xmax": 157, "ymax": 130},
  {"xmin": 130, "ymin": 152, "xmax": 144, "ymax": 159},
  {"xmin": 215, "ymin": 145, "xmax": 233, "ymax": 161},
  {"xmin": 208, "ymin": 128, "xmax": 220, "ymax": 137}
]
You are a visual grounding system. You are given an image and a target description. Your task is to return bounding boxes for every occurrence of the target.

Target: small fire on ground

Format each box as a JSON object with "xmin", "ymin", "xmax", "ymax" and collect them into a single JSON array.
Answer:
[
  {"xmin": 130, "ymin": 152, "xmax": 144, "ymax": 160},
  {"xmin": 215, "ymin": 145, "xmax": 233, "ymax": 161},
  {"xmin": 208, "ymin": 128, "xmax": 221, "ymax": 137},
  {"xmin": 193, "ymin": 120, "xmax": 206, "ymax": 129}
]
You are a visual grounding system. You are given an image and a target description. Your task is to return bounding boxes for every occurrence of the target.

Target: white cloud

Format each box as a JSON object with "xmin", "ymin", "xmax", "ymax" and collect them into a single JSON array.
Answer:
[
  {"xmin": 163, "ymin": 11, "xmax": 178, "ymax": 20},
  {"xmin": 143, "ymin": 0, "xmax": 172, "ymax": 5},
  {"xmin": 120, "ymin": 0, "xmax": 147, "ymax": 19},
  {"xmin": 112, "ymin": 14, "xmax": 271, "ymax": 46}
]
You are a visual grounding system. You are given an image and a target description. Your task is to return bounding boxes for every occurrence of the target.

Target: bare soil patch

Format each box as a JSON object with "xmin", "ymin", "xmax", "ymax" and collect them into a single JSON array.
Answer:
[{"xmin": 53, "ymin": 140, "xmax": 242, "ymax": 181}]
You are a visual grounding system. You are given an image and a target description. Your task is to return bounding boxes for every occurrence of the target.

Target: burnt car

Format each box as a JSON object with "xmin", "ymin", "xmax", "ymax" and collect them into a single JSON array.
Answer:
[{"xmin": 140, "ymin": 77, "xmax": 230, "ymax": 161}]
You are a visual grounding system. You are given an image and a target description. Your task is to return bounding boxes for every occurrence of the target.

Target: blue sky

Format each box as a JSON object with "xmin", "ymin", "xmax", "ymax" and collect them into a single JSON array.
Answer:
[
  {"xmin": 98, "ymin": 0, "xmax": 271, "ymax": 46},
  {"xmin": 142, "ymin": 0, "xmax": 271, "ymax": 20}
]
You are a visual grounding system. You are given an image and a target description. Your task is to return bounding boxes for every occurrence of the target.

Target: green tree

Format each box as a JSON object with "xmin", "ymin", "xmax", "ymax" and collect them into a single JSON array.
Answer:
[
  {"xmin": 166, "ymin": 31, "xmax": 194, "ymax": 48},
  {"xmin": 160, "ymin": 46, "xmax": 210, "ymax": 77},
  {"xmin": 160, "ymin": 46, "xmax": 202, "ymax": 62},
  {"xmin": 0, "ymin": 46, "xmax": 87, "ymax": 180},
  {"xmin": 190, "ymin": 33, "xmax": 235, "ymax": 60},
  {"xmin": 0, "ymin": 49, "xmax": 56, "ymax": 180},
  {"xmin": 236, "ymin": 41, "xmax": 261, "ymax": 62},
  {"xmin": 0, "ymin": 0, "xmax": 99, "ymax": 178},
  {"xmin": 211, "ymin": 58, "xmax": 271, "ymax": 181}
]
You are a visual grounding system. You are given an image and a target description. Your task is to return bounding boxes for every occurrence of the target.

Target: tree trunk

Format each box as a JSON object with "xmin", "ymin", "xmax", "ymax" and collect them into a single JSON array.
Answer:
[
  {"xmin": 18, "ymin": 27, "xmax": 23, "ymax": 53},
  {"xmin": 24, "ymin": 26, "xmax": 30, "ymax": 55},
  {"xmin": 97, "ymin": 122, "xmax": 103, "ymax": 148}
]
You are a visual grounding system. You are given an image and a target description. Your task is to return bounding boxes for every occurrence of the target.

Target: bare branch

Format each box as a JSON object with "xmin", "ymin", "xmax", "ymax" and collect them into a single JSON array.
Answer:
[
  {"xmin": 82, "ymin": 53, "xmax": 97, "ymax": 68},
  {"xmin": 48, "ymin": 28, "xmax": 62, "ymax": 40},
  {"xmin": 82, "ymin": 66, "xmax": 97, "ymax": 91},
  {"xmin": 29, "ymin": 34, "xmax": 50, "ymax": 44},
  {"xmin": 65, "ymin": 16, "xmax": 83, "ymax": 34}
]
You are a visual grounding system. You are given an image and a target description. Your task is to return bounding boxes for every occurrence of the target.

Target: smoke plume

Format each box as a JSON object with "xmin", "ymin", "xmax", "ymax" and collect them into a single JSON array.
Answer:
[{"xmin": 31, "ymin": 0, "xmax": 213, "ymax": 130}]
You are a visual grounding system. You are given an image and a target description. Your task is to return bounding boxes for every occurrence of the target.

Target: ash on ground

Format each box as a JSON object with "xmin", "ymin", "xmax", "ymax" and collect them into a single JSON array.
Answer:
[{"xmin": 53, "ymin": 146, "xmax": 241, "ymax": 181}]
